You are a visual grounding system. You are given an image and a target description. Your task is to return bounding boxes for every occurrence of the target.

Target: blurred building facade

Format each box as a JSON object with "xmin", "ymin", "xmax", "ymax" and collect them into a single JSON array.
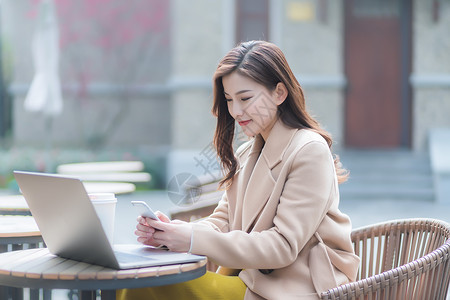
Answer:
[{"xmin": 1, "ymin": 0, "xmax": 450, "ymax": 182}]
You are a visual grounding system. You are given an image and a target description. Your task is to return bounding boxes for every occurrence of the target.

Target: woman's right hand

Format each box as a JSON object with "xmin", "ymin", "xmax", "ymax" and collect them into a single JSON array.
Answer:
[{"xmin": 135, "ymin": 211, "xmax": 170, "ymax": 246}]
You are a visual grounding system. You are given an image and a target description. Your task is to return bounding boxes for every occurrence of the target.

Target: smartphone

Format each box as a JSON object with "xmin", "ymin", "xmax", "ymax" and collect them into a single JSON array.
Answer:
[{"xmin": 131, "ymin": 201, "xmax": 159, "ymax": 220}]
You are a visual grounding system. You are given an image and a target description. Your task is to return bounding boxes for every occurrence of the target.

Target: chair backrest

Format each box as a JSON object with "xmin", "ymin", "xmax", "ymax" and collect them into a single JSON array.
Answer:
[{"xmin": 321, "ymin": 218, "xmax": 450, "ymax": 299}]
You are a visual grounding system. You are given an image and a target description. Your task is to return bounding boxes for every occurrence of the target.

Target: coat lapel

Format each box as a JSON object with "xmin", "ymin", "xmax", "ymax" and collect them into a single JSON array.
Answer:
[
  {"xmin": 232, "ymin": 135, "xmax": 264, "ymax": 230},
  {"xmin": 240, "ymin": 120, "xmax": 298, "ymax": 232},
  {"xmin": 237, "ymin": 135, "xmax": 264, "ymax": 199}
]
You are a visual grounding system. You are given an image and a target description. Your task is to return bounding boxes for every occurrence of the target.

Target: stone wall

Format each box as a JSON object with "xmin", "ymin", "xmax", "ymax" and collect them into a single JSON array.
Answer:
[
  {"xmin": 280, "ymin": 0, "xmax": 345, "ymax": 148},
  {"xmin": 411, "ymin": 0, "xmax": 450, "ymax": 150},
  {"xmin": 169, "ymin": 0, "xmax": 222, "ymax": 150}
]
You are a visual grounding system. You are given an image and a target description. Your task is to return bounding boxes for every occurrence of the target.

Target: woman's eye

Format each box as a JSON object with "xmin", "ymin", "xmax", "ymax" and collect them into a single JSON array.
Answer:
[
  {"xmin": 225, "ymin": 98, "xmax": 232, "ymax": 102},
  {"xmin": 241, "ymin": 97, "xmax": 252, "ymax": 101}
]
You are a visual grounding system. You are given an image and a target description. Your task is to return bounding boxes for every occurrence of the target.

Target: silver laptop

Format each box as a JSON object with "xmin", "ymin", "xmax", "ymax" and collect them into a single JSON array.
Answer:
[{"xmin": 13, "ymin": 171, "xmax": 205, "ymax": 269}]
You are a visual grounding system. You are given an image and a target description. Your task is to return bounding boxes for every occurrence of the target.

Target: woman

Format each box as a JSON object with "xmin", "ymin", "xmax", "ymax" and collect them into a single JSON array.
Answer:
[{"xmin": 119, "ymin": 41, "xmax": 359, "ymax": 299}]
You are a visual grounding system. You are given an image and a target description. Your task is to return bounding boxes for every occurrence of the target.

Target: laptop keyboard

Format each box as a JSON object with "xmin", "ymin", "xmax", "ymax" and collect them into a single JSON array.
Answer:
[{"xmin": 114, "ymin": 251, "xmax": 156, "ymax": 263}]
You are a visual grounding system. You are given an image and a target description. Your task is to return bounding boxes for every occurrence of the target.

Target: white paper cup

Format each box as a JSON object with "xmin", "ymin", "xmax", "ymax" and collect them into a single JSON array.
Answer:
[{"xmin": 89, "ymin": 193, "xmax": 117, "ymax": 244}]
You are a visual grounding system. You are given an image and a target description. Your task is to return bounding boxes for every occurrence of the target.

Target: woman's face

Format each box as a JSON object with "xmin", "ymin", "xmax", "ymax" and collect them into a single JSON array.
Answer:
[{"xmin": 222, "ymin": 71, "xmax": 286, "ymax": 141}]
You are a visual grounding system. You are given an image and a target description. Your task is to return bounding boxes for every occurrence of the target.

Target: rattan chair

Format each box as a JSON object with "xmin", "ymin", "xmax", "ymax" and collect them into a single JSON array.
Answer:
[{"xmin": 321, "ymin": 218, "xmax": 450, "ymax": 300}]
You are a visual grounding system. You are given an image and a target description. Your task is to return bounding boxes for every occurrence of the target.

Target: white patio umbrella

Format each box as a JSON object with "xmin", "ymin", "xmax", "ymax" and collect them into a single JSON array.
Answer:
[
  {"xmin": 24, "ymin": 0, "xmax": 63, "ymax": 172},
  {"xmin": 24, "ymin": 0, "xmax": 62, "ymax": 116}
]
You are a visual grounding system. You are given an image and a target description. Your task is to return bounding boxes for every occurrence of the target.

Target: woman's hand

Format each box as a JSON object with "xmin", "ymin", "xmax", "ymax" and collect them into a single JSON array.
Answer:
[
  {"xmin": 146, "ymin": 218, "xmax": 193, "ymax": 253},
  {"xmin": 135, "ymin": 211, "xmax": 170, "ymax": 247},
  {"xmin": 135, "ymin": 212, "xmax": 193, "ymax": 252}
]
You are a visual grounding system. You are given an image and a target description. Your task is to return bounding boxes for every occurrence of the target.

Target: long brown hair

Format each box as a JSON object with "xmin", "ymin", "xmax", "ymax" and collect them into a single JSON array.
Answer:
[{"xmin": 212, "ymin": 41, "xmax": 348, "ymax": 187}]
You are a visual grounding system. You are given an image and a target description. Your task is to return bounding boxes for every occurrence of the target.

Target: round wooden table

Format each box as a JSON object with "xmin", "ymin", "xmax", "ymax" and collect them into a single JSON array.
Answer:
[
  {"xmin": 0, "ymin": 248, "xmax": 207, "ymax": 300},
  {"xmin": 0, "ymin": 215, "xmax": 44, "ymax": 300},
  {"xmin": 0, "ymin": 215, "xmax": 42, "ymax": 250},
  {"xmin": 83, "ymin": 182, "xmax": 137, "ymax": 195},
  {"xmin": 0, "ymin": 195, "xmax": 30, "ymax": 215}
]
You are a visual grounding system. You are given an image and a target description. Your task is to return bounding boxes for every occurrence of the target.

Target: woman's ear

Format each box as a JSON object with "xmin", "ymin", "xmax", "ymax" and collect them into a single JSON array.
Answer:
[{"xmin": 274, "ymin": 82, "xmax": 288, "ymax": 105}]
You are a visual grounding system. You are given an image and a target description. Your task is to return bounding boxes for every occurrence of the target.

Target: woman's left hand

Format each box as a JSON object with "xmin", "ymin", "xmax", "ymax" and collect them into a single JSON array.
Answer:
[{"xmin": 146, "ymin": 218, "xmax": 193, "ymax": 253}]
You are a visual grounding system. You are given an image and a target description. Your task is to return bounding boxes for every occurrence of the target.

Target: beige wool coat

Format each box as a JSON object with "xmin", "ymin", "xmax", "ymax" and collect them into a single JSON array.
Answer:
[{"xmin": 190, "ymin": 120, "xmax": 360, "ymax": 300}]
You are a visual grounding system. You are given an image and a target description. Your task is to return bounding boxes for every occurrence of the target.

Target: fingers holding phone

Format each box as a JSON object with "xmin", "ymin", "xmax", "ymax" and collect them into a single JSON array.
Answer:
[
  {"xmin": 131, "ymin": 201, "xmax": 170, "ymax": 247},
  {"xmin": 131, "ymin": 201, "xmax": 159, "ymax": 220}
]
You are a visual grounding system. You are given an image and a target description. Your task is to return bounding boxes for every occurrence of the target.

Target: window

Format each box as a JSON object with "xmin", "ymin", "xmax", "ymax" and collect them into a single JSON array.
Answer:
[{"xmin": 235, "ymin": 0, "xmax": 269, "ymax": 43}]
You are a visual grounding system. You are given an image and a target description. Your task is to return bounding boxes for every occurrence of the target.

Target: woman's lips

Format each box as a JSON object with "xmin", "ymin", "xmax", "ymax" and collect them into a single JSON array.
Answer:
[{"xmin": 238, "ymin": 120, "xmax": 251, "ymax": 126}]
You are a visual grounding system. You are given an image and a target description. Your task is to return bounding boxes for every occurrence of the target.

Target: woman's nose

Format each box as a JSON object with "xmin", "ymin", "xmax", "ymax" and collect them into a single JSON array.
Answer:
[{"xmin": 232, "ymin": 100, "xmax": 243, "ymax": 117}]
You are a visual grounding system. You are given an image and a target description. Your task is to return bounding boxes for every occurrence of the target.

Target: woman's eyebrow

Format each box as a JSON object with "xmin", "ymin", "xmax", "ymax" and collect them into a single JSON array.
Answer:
[{"xmin": 224, "ymin": 90, "xmax": 252, "ymax": 96}]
